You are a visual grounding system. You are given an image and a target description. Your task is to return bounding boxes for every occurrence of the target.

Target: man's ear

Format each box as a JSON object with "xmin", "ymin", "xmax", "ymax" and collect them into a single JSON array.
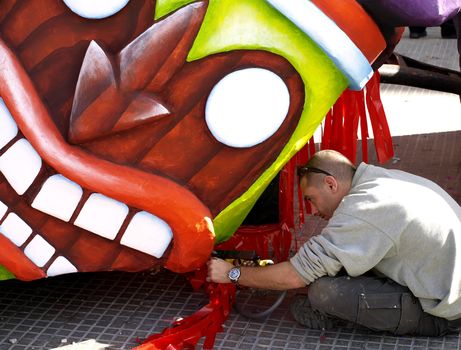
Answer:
[{"xmin": 324, "ymin": 175, "xmax": 338, "ymax": 192}]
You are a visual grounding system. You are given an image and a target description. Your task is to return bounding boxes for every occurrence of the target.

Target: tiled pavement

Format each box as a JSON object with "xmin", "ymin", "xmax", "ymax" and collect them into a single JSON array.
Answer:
[
  {"xmin": 2, "ymin": 270, "xmax": 461, "ymax": 350},
  {"xmin": 0, "ymin": 28, "xmax": 460, "ymax": 350}
]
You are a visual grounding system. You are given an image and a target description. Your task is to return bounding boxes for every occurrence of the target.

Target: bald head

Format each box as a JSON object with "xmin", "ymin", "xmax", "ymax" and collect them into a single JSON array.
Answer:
[
  {"xmin": 299, "ymin": 150, "xmax": 356, "ymax": 186},
  {"xmin": 296, "ymin": 150, "xmax": 356, "ymax": 219}
]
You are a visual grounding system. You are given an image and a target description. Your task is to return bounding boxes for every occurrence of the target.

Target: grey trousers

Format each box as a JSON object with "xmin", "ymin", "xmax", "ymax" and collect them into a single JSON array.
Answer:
[{"xmin": 308, "ymin": 275, "xmax": 461, "ymax": 336}]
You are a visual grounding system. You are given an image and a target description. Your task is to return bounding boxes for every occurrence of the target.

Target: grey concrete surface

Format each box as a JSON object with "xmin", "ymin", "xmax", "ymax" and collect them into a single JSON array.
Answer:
[{"xmin": 0, "ymin": 27, "xmax": 460, "ymax": 350}]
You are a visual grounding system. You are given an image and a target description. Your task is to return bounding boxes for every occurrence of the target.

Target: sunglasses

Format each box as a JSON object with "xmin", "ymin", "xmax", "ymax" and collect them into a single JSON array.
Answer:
[{"xmin": 296, "ymin": 166, "xmax": 333, "ymax": 178}]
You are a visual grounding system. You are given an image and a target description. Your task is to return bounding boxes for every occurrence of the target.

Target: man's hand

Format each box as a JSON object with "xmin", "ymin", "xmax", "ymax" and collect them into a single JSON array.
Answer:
[{"xmin": 207, "ymin": 257, "xmax": 234, "ymax": 283}]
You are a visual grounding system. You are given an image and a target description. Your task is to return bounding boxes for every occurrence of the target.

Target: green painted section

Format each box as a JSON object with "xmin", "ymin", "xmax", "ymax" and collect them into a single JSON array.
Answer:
[
  {"xmin": 154, "ymin": 0, "xmax": 197, "ymax": 19},
  {"xmin": 0, "ymin": 265, "xmax": 15, "ymax": 281},
  {"xmin": 153, "ymin": 0, "xmax": 348, "ymax": 242},
  {"xmin": 187, "ymin": 0, "xmax": 348, "ymax": 242}
]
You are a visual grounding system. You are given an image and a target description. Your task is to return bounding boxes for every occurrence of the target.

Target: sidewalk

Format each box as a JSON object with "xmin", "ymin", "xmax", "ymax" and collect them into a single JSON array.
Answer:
[
  {"xmin": 0, "ymin": 28, "xmax": 460, "ymax": 350},
  {"xmin": 377, "ymin": 27, "xmax": 460, "ymax": 206}
]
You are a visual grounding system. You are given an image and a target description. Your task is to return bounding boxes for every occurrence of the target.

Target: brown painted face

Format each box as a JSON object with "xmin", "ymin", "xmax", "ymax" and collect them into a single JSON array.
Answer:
[{"xmin": 0, "ymin": 0, "xmax": 304, "ymax": 279}]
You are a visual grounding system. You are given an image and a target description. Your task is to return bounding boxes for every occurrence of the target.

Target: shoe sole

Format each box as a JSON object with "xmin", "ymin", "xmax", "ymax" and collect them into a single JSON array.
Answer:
[{"xmin": 290, "ymin": 296, "xmax": 337, "ymax": 330}]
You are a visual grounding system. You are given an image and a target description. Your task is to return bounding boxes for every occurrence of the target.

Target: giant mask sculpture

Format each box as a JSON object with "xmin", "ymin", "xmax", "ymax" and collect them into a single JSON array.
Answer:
[{"xmin": 0, "ymin": 0, "xmax": 390, "ymax": 281}]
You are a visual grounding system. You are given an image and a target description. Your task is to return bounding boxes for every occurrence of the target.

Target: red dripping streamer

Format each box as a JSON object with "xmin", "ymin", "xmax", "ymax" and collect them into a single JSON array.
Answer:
[
  {"xmin": 365, "ymin": 71, "xmax": 394, "ymax": 162},
  {"xmin": 316, "ymin": 71, "xmax": 393, "ymax": 165}
]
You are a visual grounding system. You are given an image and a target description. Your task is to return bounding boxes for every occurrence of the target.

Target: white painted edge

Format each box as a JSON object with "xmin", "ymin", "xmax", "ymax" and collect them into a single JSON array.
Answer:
[{"xmin": 265, "ymin": 0, "xmax": 373, "ymax": 90}]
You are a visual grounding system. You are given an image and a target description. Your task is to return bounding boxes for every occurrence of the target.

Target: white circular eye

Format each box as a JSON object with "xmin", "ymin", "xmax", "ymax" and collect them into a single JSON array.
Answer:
[
  {"xmin": 205, "ymin": 68, "xmax": 290, "ymax": 148},
  {"xmin": 62, "ymin": 0, "xmax": 130, "ymax": 19}
]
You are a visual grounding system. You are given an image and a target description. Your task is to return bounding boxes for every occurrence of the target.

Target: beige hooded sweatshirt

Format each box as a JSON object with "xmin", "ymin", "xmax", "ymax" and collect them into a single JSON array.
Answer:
[{"xmin": 291, "ymin": 163, "xmax": 461, "ymax": 320}]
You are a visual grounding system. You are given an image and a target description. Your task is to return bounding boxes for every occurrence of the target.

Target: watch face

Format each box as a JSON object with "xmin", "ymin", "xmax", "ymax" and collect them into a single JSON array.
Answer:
[{"xmin": 228, "ymin": 267, "xmax": 241, "ymax": 282}]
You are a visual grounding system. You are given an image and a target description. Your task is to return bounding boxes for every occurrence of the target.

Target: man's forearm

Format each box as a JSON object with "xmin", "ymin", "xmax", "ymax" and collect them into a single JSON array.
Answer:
[
  {"xmin": 238, "ymin": 261, "xmax": 306, "ymax": 290},
  {"xmin": 207, "ymin": 258, "xmax": 306, "ymax": 290}
]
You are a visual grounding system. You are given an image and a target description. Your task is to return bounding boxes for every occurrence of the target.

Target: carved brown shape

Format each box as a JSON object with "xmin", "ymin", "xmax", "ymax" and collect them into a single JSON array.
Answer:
[
  {"xmin": 0, "ymin": 0, "xmax": 304, "ymax": 278},
  {"xmin": 0, "ymin": 0, "xmax": 156, "ymax": 135}
]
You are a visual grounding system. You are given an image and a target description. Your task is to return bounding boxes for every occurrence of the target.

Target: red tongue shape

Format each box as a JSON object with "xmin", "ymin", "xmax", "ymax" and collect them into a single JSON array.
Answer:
[{"xmin": 68, "ymin": 2, "xmax": 206, "ymax": 144}]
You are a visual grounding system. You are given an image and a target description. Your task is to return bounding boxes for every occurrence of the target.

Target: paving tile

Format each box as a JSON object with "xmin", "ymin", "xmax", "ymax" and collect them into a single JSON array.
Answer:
[{"xmin": 0, "ymin": 28, "xmax": 460, "ymax": 350}]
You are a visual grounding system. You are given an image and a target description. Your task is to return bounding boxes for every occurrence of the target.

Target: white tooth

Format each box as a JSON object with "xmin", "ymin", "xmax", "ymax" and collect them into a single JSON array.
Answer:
[
  {"xmin": 32, "ymin": 174, "xmax": 83, "ymax": 222},
  {"xmin": 0, "ymin": 139, "xmax": 42, "ymax": 195},
  {"xmin": 0, "ymin": 200, "xmax": 7, "ymax": 221},
  {"xmin": 24, "ymin": 234, "xmax": 55, "ymax": 267},
  {"xmin": 74, "ymin": 193, "xmax": 128, "ymax": 240},
  {"xmin": 121, "ymin": 211, "xmax": 173, "ymax": 258},
  {"xmin": 0, "ymin": 97, "xmax": 18, "ymax": 150},
  {"xmin": 47, "ymin": 256, "xmax": 77, "ymax": 276},
  {"xmin": 0, "ymin": 213, "xmax": 32, "ymax": 246}
]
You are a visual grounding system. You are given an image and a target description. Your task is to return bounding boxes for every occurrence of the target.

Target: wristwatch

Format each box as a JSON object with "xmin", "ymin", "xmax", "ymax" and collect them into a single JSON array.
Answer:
[{"xmin": 228, "ymin": 266, "xmax": 241, "ymax": 284}]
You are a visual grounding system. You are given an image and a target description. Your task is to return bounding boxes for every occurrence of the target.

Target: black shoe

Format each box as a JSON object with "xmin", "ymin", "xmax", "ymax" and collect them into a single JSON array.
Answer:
[
  {"xmin": 441, "ymin": 20, "xmax": 457, "ymax": 39},
  {"xmin": 409, "ymin": 30, "xmax": 427, "ymax": 39},
  {"xmin": 290, "ymin": 295, "xmax": 338, "ymax": 330},
  {"xmin": 441, "ymin": 28, "xmax": 457, "ymax": 39}
]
